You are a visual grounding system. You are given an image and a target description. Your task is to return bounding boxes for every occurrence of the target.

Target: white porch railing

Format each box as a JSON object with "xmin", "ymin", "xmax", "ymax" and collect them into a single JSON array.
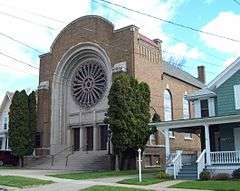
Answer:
[
  {"xmin": 210, "ymin": 151, "xmax": 240, "ymax": 164},
  {"xmin": 196, "ymin": 149, "xmax": 206, "ymax": 179},
  {"xmin": 172, "ymin": 151, "xmax": 183, "ymax": 179}
]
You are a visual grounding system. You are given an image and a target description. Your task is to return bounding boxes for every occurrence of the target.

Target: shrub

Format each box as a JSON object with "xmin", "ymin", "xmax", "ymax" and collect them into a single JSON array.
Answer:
[
  {"xmin": 213, "ymin": 173, "xmax": 230, "ymax": 180},
  {"xmin": 232, "ymin": 168, "xmax": 240, "ymax": 179},
  {"xmin": 159, "ymin": 170, "xmax": 171, "ymax": 179},
  {"xmin": 200, "ymin": 170, "xmax": 211, "ymax": 181}
]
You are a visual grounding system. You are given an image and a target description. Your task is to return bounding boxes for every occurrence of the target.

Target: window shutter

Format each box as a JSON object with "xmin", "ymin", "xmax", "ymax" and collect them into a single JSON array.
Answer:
[{"xmin": 234, "ymin": 85, "xmax": 240, "ymax": 110}]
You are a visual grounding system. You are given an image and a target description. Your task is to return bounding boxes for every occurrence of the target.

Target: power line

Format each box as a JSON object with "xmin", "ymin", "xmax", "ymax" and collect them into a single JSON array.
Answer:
[
  {"xmin": 0, "ymin": 51, "xmax": 39, "ymax": 70},
  {"xmin": 0, "ymin": 62, "xmax": 38, "ymax": 75},
  {"xmin": 96, "ymin": 0, "xmax": 240, "ymax": 43},
  {"xmin": 0, "ymin": 2, "xmax": 65, "ymax": 24},
  {"xmin": 233, "ymin": 0, "xmax": 240, "ymax": 6},
  {"xmin": 0, "ymin": 10, "xmax": 57, "ymax": 30},
  {"xmin": 92, "ymin": 0, "xmax": 228, "ymax": 63},
  {"xmin": 168, "ymin": 36, "xmax": 226, "ymax": 62},
  {"xmin": 0, "ymin": 32, "xmax": 43, "ymax": 54}
]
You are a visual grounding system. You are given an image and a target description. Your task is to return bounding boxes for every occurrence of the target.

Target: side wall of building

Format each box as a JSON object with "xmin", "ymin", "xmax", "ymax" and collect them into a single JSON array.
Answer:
[{"xmin": 216, "ymin": 70, "xmax": 240, "ymax": 116}]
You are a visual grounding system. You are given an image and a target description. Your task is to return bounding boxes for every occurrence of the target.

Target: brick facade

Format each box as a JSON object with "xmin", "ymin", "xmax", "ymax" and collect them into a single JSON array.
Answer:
[{"xmin": 37, "ymin": 15, "xmax": 201, "ymax": 167}]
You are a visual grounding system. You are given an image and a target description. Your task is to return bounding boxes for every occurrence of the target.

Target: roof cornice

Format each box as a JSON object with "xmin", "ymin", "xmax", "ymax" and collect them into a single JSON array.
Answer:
[{"xmin": 208, "ymin": 57, "xmax": 240, "ymax": 90}]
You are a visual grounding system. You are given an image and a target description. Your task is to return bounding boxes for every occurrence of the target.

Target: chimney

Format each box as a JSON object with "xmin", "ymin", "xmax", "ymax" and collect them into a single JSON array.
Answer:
[{"xmin": 197, "ymin": 66, "xmax": 205, "ymax": 84}]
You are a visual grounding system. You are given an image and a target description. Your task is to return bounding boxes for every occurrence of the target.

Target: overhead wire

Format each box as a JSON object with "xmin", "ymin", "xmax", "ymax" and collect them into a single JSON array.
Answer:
[
  {"xmin": 0, "ymin": 10, "xmax": 58, "ymax": 31},
  {"xmin": 96, "ymin": 0, "xmax": 240, "ymax": 43},
  {"xmin": 92, "ymin": 0, "xmax": 228, "ymax": 63}
]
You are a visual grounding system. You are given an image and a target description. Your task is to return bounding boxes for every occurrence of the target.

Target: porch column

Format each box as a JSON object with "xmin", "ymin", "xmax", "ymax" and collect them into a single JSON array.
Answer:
[
  {"xmin": 2, "ymin": 137, "xmax": 6, "ymax": 150},
  {"xmin": 80, "ymin": 127, "xmax": 85, "ymax": 150},
  {"xmin": 93, "ymin": 126, "xmax": 98, "ymax": 151},
  {"xmin": 164, "ymin": 129, "xmax": 170, "ymax": 161},
  {"xmin": 204, "ymin": 123, "xmax": 211, "ymax": 165},
  {"xmin": 93, "ymin": 111, "xmax": 98, "ymax": 151},
  {"xmin": 5, "ymin": 137, "xmax": 8, "ymax": 150}
]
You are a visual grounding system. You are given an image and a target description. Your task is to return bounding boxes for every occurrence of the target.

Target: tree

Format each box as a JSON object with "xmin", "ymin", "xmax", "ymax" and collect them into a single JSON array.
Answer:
[
  {"xmin": 28, "ymin": 91, "xmax": 37, "ymax": 155},
  {"xmin": 166, "ymin": 56, "xmax": 186, "ymax": 68},
  {"xmin": 8, "ymin": 90, "xmax": 34, "ymax": 167},
  {"xmin": 106, "ymin": 74, "xmax": 154, "ymax": 170}
]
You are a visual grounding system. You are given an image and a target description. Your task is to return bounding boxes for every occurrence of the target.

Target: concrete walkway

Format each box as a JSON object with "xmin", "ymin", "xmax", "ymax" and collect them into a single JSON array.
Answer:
[{"xmin": 0, "ymin": 169, "xmax": 207, "ymax": 191}]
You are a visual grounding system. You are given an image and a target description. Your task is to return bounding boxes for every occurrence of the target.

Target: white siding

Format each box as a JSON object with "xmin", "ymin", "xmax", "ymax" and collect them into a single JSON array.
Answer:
[
  {"xmin": 194, "ymin": 99, "xmax": 201, "ymax": 118},
  {"xmin": 208, "ymin": 98, "xmax": 216, "ymax": 117},
  {"xmin": 234, "ymin": 85, "xmax": 240, "ymax": 110}
]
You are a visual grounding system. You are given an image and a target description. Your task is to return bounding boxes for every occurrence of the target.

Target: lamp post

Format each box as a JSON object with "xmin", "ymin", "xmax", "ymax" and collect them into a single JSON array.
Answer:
[{"xmin": 138, "ymin": 148, "xmax": 142, "ymax": 182}]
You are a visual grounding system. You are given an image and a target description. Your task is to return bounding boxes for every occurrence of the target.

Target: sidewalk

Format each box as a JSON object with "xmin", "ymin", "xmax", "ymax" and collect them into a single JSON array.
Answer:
[{"xmin": 0, "ymin": 169, "xmax": 207, "ymax": 191}]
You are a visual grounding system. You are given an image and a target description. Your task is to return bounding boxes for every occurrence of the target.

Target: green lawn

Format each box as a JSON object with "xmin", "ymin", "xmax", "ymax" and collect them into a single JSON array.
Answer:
[
  {"xmin": 49, "ymin": 169, "xmax": 159, "ymax": 180},
  {"xmin": 0, "ymin": 176, "xmax": 54, "ymax": 188},
  {"xmin": 81, "ymin": 185, "xmax": 152, "ymax": 191},
  {"xmin": 171, "ymin": 180, "xmax": 240, "ymax": 191},
  {"xmin": 118, "ymin": 176, "xmax": 165, "ymax": 185}
]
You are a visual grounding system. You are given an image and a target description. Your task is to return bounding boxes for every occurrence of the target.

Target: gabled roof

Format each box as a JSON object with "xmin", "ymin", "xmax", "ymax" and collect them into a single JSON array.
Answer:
[
  {"xmin": 186, "ymin": 88, "xmax": 216, "ymax": 100},
  {"xmin": 186, "ymin": 57, "xmax": 240, "ymax": 100},
  {"xmin": 163, "ymin": 62, "xmax": 205, "ymax": 89},
  {"xmin": 208, "ymin": 57, "xmax": 240, "ymax": 90},
  {"xmin": 0, "ymin": 91, "xmax": 14, "ymax": 114}
]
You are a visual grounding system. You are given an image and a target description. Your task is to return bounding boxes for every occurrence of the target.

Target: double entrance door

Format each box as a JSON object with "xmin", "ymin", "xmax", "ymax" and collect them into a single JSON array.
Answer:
[{"xmin": 73, "ymin": 126, "xmax": 93, "ymax": 151}]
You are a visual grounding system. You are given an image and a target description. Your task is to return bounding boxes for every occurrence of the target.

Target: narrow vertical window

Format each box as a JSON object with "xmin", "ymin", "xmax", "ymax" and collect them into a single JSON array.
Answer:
[
  {"xmin": 183, "ymin": 96, "xmax": 190, "ymax": 119},
  {"xmin": 164, "ymin": 90, "xmax": 173, "ymax": 121},
  {"xmin": 164, "ymin": 89, "xmax": 174, "ymax": 137}
]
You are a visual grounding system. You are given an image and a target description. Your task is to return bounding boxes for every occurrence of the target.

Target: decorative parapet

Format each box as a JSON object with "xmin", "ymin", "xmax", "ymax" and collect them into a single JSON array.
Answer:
[
  {"xmin": 112, "ymin": 61, "xmax": 127, "ymax": 73},
  {"xmin": 38, "ymin": 81, "xmax": 49, "ymax": 90}
]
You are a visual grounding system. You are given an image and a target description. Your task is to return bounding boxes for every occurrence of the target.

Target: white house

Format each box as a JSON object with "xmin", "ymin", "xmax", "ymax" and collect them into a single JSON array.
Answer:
[{"xmin": 0, "ymin": 91, "xmax": 13, "ymax": 151}]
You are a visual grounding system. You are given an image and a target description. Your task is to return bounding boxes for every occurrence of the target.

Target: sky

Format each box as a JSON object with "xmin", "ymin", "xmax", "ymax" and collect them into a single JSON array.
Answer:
[{"xmin": 0, "ymin": 0, "xmax": 239, "ymax": 102}]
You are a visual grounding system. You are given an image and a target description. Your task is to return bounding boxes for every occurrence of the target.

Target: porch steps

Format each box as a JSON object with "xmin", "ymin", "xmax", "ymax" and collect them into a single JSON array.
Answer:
[{"xmin": 177, "ymin": 165, "xmax": 198, "ymax": 180}]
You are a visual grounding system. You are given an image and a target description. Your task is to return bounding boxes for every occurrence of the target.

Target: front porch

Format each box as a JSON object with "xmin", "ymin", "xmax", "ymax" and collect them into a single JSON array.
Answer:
[{"xmin": 151, "ymin": 114, "xmax": 240, "ymax": 179}]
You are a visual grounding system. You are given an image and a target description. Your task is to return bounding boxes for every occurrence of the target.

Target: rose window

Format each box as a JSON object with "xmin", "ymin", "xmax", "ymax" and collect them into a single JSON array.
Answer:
[{"xmin": 72, "ymin": 60, "xmax": 107, "ymax": 108}]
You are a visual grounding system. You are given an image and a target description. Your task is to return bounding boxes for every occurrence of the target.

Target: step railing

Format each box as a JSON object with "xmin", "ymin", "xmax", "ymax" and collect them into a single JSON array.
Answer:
[
  {"xmin": 196, "ymin": 149, "xmax": 206, "ymax": 179},
  {"xmin": 172, "ymin": 151, "xmax": 183, "ymax": 179},
  {"xmin": 210, "ymin": 151, "xmax": 240, "ymax": 164},
  {"xmin": 51, "ymin": 145, "xmax": 74, "ymax": 166},
  {"xmin": 65, "ymin": 145, "xmax": 88, "ymax": 167}
]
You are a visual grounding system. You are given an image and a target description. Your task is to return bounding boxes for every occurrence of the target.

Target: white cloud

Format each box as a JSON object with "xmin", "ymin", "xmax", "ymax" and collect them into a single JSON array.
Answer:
[
  {"xmin": 92, "ymin": 0, "xmax": 186, "ymax": 42},
  {"xmin": 223, "ymin": 56, "xmax": 239, "ymax": 67},
  {"xmin": 200, "ymin": 12, "xmax": 240, "ymax": 56},
  {"xmin": 163, "ymin": 42, "xmax": 203, "ymax": 60},
  {"xmin": 0, "ymin": 0, "xmax": 91, "ymax": 103}
]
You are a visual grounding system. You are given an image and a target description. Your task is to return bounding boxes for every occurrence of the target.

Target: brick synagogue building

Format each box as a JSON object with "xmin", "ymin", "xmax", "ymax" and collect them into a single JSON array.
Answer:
[{"xmin": 35, "ymin": 15, "xmax": 205, "ymax": 170}]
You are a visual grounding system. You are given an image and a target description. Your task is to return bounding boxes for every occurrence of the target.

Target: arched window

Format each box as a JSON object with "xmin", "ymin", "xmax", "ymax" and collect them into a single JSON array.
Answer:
[
  {"xmin": 164, "ymin": 89, "xmax": 173, "ymax": 121},
  {"xmin": 183, "ymin": 95, "xmax": 190, "ymax": 119},
  {"xmin": 164, "ymin": 89, "xmax": 174, "ymax": 137}
]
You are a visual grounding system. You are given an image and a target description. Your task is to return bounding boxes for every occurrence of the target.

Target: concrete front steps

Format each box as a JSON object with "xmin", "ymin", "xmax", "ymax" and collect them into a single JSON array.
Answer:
[
  {"xmin": 25, "ymin": 150, "xmax": 111, "ymax": 170},
  {"xmin": 177, "ymin": 165, "xmax": 198, "ymax": 180}
]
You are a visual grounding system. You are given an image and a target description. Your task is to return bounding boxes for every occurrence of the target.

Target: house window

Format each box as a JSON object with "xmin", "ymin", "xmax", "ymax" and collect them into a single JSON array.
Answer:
[
  {"xmin": 164, "ymin": 89, "xmax": 174, "ymax": 138},
  {"xmin": 3, "ymin": 116, "xmax": 8, "ymax": 129},
  {"xmin": 35, "ymin": 132, "xmax": 41, "ymax": 148},
  {"xmin": 149, "ymin": 134, "xmax": 155, "ymax": 145},
  {"xmin": 200, "ymin": 99, "xmax": 209, "ymax": 117},
  {"xmin": 184, "ymin": 133, "xmax": 192, "ymax": 139},
  {"xmin": 234, "ymin": 84, "xmax": 240, "ymax": 110},
  {"xmin": 164, "ymin": 90, "xmax": 173, "ymax": 121},
  {"xmin": 183, "ymin": 96, "xmax": 190, "ymax": 119}
]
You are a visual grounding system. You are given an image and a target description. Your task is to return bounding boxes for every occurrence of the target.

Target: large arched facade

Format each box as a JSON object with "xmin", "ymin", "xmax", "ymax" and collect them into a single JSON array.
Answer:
[{"xmin": 51, "ymin": 42, "xmax": 112, "ymax": 154}]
